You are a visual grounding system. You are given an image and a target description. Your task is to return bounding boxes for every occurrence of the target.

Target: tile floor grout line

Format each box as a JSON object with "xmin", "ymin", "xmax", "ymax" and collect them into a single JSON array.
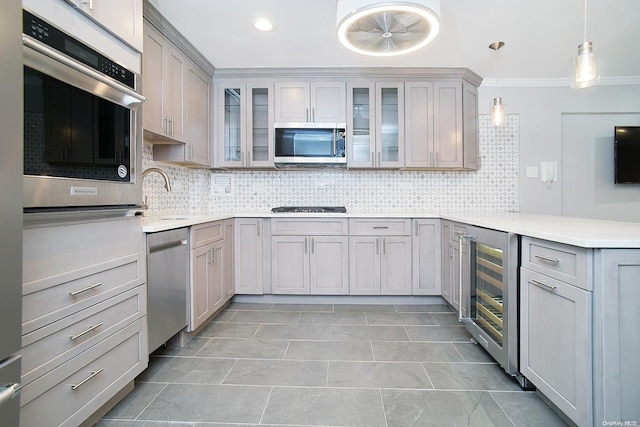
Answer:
[
  {"xmin": 256, "ymin": 385, "xmax": 275, "ymax": 425},
  {"xmin": 378, "ymin": 388, "xmax": 390, "ymax": 427},
  {"xmin": 218, "ymin": 358, "xmax": 239, "ymax": 385},
  {"xmin": 419, "ymin": 361, "xmax": 436, "ymax": 390},
  {"xmin": 132, "ymin": 382, "xmax": 169, "ymax": 422},
  {"xmin": 488, "ymin": 390, "xmax": 519, "ymax": 427}
]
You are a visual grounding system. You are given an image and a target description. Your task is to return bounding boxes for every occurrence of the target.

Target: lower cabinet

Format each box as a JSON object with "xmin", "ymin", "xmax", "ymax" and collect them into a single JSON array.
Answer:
[
  {"xmin": 349, "ymin": 219, "xmax": 412, "ymax": 295},
  {"xmin": 234, "ymin": 218, "xmax": 265, "ymax": 294},
  {"xmin": 189, "ymin": 220, "xmax": 233, "ymax": 331},
  {"xmin": 21, "ymin": 215, "xmax": 147, "ymax": 426},
  {"xmin": 440, "ymin": 221, "xmax": 467, "ymax": 309},
  {"xmin": 271, "ymin": 218, "xmax": 349, "ymax": 295},
  {"xmin": 412, "ymin": 219, "xmax": 441, "ymax": 295}
]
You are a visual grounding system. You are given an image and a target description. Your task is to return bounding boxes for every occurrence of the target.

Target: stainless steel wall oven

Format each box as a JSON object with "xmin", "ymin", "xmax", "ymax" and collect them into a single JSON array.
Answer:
[
  {"xmin": 22, "ymin": 9, "xmax": 145, "ymax": 209},
  {"xmin": 459, "ymin": 226, "xmax": 526, "ymax": 384}
]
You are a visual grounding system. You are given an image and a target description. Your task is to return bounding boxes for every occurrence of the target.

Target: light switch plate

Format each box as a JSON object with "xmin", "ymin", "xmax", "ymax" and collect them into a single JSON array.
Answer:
[{"xmin": 526, "ymin": 166, "xmax": 539, "ymax": 178}]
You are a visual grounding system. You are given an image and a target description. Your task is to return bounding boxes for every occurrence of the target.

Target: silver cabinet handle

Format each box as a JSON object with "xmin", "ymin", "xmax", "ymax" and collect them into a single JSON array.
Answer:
[
  {"xmin": 373, "ymin": 226, "xmax": 389, "ymax": 229},
  {"xmin": 69, "ymin": 282, "xmax": 102, "ymax": 297},
  {"xmin": 312, "ymin": 108, "xmax": 316, "ymax": 123},
  {"xmin": 81, "ymin": 0, "xmax": 94, "ymax": 10},
  {"xmin": 534, "ymin": 254, "xmax": 560, "ymax": 264},
  {"xmin": 378, "ymin": 152, "xmax": 381, "ymax": 167},
  {"xmin": 0, "ymin": 383, "xmax": 21, "ymax": 406},
  {"xmin": 212, "ymin": 247, "xmax": 216, "ymax": 263},
  {"xmin": 304, "ymin": 238, "xmax": 308, "ymax": 254},
  {"xmin": 383, "ymin": 238, "xmax": 386, "ymax": 255},
  {"xmin": 241, "ymin": 152, "xmax": 245, "ymax": 166},
  {"xmin": 70, "ymin": 323, "xmax": 102, "ymax": 341},
  {"xmin": 71, "ymin": 368, "xmax": 103, "ymax": 390},
  {"xmin": 414, "ymin": 221, "xmax": 419, "ymax": 236},
  {"xmin": 376, "ymin": 238, "xmax": 379, "ymax": 255},
  {"xmin": 530, "ymin": 279, "xmax": 557, "ymax": 291},
  {"xmin": 306, "ymin": 108, "xmax": 309, "ymax": 122},
  {"xmin": 257, "ymin": 220, "xmax": 261, "ymax": 237},
  {"xmin": 163, "ymin": 117, "xmax": 168, "ymax": 135},
  {"xmin": 311, "ymin": 238, "xmax": 315, "ymax": 254}
]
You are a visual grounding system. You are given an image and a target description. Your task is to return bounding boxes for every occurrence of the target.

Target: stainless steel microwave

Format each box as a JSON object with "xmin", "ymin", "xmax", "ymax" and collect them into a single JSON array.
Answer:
[
  {"xmin": 274, "ymin": 123, "xmax": 346, "ymax": 165},
  {"xmin": 22, "ymin": 10, "xmax": 145, "ymax": 210}
]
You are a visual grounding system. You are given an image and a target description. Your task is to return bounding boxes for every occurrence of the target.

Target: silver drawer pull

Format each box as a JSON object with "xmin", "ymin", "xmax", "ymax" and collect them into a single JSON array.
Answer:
[
  {"xmin": 70, "ymin": 368, "xmax": 103, "ymax": 390},
  {"xmin": 530, "ymin": 279, "xmax": 557, "ymax": 291},
  {"xmin": 69, "ymin": 282, "xmax": 102, "ymax": 297},
  {"xmin": 373, "ymin": 226, "xmax": 389, "ymax": 229},
  {"xmin": 534, "ymin": 254, "xmax": 560, "ymax": 264},
  {"xmin": 70, "ymin": 323, "xmax": 103, "ymax": 341},
  {"xmin": 0, "ymin": 383, "xmax": 21, "ymax": 406}
]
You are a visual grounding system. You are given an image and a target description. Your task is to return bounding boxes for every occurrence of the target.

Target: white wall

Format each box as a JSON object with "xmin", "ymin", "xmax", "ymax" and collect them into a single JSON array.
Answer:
[{"xmin": 479, "ymin": 84, "xmax": 640, "ymax": 221}]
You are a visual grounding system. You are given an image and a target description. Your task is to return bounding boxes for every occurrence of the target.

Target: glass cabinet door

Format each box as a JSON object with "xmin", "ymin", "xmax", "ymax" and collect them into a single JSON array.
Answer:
[
  {"xmin": 470, "ymin": 241, "xmax": 505, "ymax": 346},
  {"xmin": 248, "ymin": 85, "xmax": 273, "ymax": 167},
  {"xmin": 221, "ymin": 86, "xmax": 243, "ymax": 166},
  {"xmin": 347, "ymin": 83, "xmax": 375, "ymax": 167},
  {"xmin": 218, "ymin": 83, "xmax": 273, "ymax": 168},
  {"xmin": 376, "ymin": 82, "xmax": 404, "ymax": 168}
]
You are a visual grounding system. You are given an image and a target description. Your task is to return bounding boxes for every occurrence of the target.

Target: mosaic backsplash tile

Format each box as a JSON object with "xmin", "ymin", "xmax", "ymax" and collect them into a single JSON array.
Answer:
[{"xmin": 142, "ymin": 115, "xmax": 519, "ymax": 215}]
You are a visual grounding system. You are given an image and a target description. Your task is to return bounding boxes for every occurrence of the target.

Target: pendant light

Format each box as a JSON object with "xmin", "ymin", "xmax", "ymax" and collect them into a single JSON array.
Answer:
[
  {"xmin": 336, "ymin": 0, "xmax": 441, "ymax": 57},
  {"xmin": 489, "ymin": 41, "xmax": 505, "ymax": 127},
  {"xmin": 571, "ymin": 0, "xmax": 599, "ymax": 88}
]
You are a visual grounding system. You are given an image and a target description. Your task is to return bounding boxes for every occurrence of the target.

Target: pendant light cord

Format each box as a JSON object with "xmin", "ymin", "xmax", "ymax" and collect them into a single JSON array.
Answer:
[{"xmin": 583, "ymin": 0, "xmax": 587, "ymax": 42}]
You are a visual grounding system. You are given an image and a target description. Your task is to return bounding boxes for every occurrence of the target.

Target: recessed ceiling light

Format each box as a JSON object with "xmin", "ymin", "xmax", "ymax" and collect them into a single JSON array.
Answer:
[{"xmin": 253, "ymin": 18, "xmax": 274, "ymax": 32}]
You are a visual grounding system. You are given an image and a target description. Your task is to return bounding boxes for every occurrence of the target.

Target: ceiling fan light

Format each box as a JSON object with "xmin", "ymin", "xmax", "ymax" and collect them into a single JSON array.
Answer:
[
  {"xmin": 337, "ymin": 0, "xmax": 441, "ymax": 57},
  {"xmin": 571, "ymin": 41, "xmax": 599, "ymax": 88},
  {"xmin": 491, "ymin": 97, "xmax": 505, "ymax": 127}
]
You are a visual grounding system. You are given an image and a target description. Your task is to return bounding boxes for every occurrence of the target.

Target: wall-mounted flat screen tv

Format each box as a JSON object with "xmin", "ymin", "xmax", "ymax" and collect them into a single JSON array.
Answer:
[{"xmin": 614, "ymin": 126, "xmax": 640, "ymax": 184}]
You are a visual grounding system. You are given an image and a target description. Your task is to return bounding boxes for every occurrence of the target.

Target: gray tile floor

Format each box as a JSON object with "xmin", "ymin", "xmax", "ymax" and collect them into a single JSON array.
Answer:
[{"xmin": 97, "ymin": 302, "xmax": 567, "ymax": 427}]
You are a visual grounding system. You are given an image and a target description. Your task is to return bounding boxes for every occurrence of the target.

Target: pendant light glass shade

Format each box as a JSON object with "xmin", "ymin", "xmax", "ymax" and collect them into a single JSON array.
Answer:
[
  {"xmin": 571, "ymin": 0, "xmax": 599, "ymax": 88},
  {"xmin": 491, "ymin": 97, "xmax": 505, "ymax": 127},
  {"xmin": 571, "ymin": 41, "xmax": 599, "ymax": 88}
]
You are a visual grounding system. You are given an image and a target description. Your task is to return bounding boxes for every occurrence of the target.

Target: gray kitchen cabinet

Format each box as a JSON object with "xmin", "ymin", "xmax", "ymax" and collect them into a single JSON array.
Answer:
[
  {"xmin": 189, "ymin": 221, "xmax": 227, "ymax": 331},
  {"xmin": 346, "ymin": 82, "xmax": 404, "ymax": 168},
  {"xmin": 214, "ymin": 82, "xmax": 274, "ymax": 168},
  {"xmin": 63, "ymin": 0, "xmax": 143, "ymax": 51},
  {"xmin": 440, "ymin": 221, "xmax": 468, "ymax": 309},
  {"xmin": 234, "ymin": 218, "xmax": 265, "ymax": 295},
  {"xmin": 405, "ymin": 81, "xmax": 479, "ymax": 170},
  {"xmin": 222, "ymin": 220, "xmax": 235, "ymax": 301},
  {"xmin": 153, "ymin": 60, "xmax": 212, "ymax": 167},
  {"xmin": 349, "ymin": 219, "xmax": 412, "ymax": 295},
  {"xmin": 412, "ymin": 219, "xmax": 441, "ymax": 295},
  {"xmin": 142, "ymin": 20, "xmax": 186, "ymax": 143},
  {"xmin": 21, "ymin": 215, "xmax": 147, "ymax": 426},
  {"xmin": 271, "ymin": 218, "xmax": 349, "ymax": 295},
  {"xmin": 593, "ymin": 249, "xmax": 640, "ymax": 424},
  {"xmin": 274, "ymin": 82, "xmax": 346, "ymax": 123}
]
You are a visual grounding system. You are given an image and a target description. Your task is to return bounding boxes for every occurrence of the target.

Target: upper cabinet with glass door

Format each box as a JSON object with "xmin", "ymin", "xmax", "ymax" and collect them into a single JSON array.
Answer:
[
  {"xmin": 347, "ymin": 82, "xmax": 404, "ymax": 168},
  {"xmin": 215, "ymin": 82, "xmax": 274, "ymax": 168}
]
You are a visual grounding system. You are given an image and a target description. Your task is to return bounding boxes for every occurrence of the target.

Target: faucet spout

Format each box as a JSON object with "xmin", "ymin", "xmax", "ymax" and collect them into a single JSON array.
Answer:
[{"xmin": 141, "ymin": 167, "xmax": 172, "ymax": 191}]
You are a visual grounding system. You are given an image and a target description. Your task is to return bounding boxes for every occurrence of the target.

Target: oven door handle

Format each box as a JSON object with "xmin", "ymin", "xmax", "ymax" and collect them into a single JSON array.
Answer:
[
  {"xmin": 23, "ymin": 36, "xmax": 147, "ymax": 106},
  {"xmin": 458, "ymin": 234, "xmax": 476, "ymax": 323}
]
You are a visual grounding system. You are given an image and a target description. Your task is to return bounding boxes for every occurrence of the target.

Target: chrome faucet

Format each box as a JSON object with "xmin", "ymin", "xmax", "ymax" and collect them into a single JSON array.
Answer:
[{"xmin": 141, "ymin": 167, "xmax": 172, "ymax": 211}]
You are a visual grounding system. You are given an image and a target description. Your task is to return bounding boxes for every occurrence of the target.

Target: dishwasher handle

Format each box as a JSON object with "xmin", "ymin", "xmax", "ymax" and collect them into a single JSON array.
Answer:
[{"xmin": 149, "ymin": 239, "xmax": 188, "ymax": 253}]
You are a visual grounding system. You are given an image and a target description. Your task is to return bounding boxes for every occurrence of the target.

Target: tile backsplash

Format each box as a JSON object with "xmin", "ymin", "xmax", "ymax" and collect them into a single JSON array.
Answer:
[{"xmin": 142, "ymin": 115, "xmax": 519, "ymax": 215}]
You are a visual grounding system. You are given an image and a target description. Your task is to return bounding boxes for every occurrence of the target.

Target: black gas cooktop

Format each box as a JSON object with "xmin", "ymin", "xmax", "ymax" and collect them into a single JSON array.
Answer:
[{"xmin": 271, "ymin": 206, "xmax": 347, "ymax": 213}]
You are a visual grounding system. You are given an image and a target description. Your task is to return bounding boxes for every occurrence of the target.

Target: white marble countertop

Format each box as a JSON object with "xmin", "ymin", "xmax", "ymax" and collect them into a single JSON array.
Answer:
[{"xmin": 141, "ymin": 211, "xmax": 640, "ymax": 248}]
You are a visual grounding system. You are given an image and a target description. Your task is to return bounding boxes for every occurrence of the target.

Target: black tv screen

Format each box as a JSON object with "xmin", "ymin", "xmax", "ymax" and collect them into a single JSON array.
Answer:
[{"xmin": 614, "ymin": 126, "xmax": 640, "ymax": 184}]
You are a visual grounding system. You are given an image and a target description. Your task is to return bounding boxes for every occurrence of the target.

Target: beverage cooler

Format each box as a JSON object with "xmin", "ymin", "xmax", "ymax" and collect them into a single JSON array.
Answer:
[{"xmin": 459, "ymin": 226, "xmax": 520, "ymax": 378}]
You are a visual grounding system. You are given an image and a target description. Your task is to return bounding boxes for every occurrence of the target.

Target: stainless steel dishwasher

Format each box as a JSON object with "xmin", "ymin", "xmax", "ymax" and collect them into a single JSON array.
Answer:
[{"xmin": 146, "ymin": 227, "xmax": 189, "ymax": 354}]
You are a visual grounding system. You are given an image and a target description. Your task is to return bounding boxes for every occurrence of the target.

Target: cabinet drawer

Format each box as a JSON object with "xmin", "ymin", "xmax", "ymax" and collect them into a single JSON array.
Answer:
[
  {"xmin": 522, "ymin": 237, "xmax": 591, "ymax": 290},
  {"xmin": 21, "ymin": 286, "xmax": 146, "ymax": 387},
  {"xmin": 22, "ymin": 252, "xmax": 145, "ymax": 334},
  {"xmin": 271, "ymin": 218, "xmax": 348, "ymax": 236},
  {"xmin": 191, "ymin": 221, "xmax": 224, "ymax": 248},
  {"xmin": 349, "ymin": 218, "xmax": 411, "ymax": 235},
  {"xmin": 20, "ymin": 318, "xmax": 148, "ymax": 427}
]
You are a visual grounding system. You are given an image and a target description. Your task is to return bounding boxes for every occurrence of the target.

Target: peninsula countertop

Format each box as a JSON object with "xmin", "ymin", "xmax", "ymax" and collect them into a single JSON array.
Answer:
[{"xmin": 141, "ymin": 211, "xmax": 640, "ymax": 248}]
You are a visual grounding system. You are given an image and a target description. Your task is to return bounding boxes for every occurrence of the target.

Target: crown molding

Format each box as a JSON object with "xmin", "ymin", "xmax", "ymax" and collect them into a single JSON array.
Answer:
[{"xmin": 481, "ymin": 76, "xmax": 640, "ymax": 88}]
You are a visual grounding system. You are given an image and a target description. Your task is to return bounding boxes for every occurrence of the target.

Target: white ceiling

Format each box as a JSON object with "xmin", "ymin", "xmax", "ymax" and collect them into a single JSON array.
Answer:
[{"xmin": 150, "ymin": 0, "xmax": 640, "ymax": 83}]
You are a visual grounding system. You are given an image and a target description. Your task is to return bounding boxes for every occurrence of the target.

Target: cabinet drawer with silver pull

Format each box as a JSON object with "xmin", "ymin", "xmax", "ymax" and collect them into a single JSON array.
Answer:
[
  {"xmin": 349, "ymin": 218, "xmax": 411, "ymax": 235},
  {"xmin": 521, "ymin": 237, "xmax": 592, "ymax": 290},
  {"xmin": 20, "ymin": 318, "xmax": 147, "ymax": 426},
  {"xmin": 21, "ymin": 286, "xmax": 146, "ymax": 386}
]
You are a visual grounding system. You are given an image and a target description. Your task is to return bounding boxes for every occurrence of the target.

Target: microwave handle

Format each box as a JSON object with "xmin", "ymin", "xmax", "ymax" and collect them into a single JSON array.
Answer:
[{"xmin": 332, "ymin": 128, "xmax": 337, "ymax": 157}]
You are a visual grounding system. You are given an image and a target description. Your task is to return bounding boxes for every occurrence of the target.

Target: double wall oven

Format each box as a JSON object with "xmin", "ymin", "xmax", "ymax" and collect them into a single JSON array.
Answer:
[
  {"xmin": 22, "ymin": 9, "xmax": 145, "ymax": 210},
  {"xmin": 458, "ymin": 226, "xmax": 527, "ymax": 385}
]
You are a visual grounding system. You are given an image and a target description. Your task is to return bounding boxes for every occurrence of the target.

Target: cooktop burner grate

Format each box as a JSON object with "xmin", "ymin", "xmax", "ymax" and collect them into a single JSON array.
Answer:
[{"xmin": 271, "ymin": 206, "xmax": 347, "ymax": 213}]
